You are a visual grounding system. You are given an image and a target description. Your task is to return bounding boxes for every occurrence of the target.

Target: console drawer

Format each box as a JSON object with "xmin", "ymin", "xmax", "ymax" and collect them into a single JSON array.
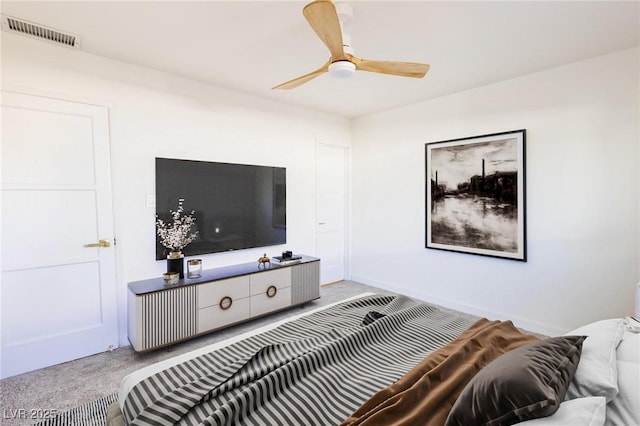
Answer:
[
  {"xmin": 250, "ymin": 268, "xmax": 291, "ymax": 296},
  {"xmin": 198, "ymin": 297, "xmax": 250, "ymax": 333},
  {"xmin": 250, "ymin": 285, "xmax": 291, "ymax": 317},
  {"xmin": 197, "ymin": 276, "xmax": 250, "ymax": 309}
]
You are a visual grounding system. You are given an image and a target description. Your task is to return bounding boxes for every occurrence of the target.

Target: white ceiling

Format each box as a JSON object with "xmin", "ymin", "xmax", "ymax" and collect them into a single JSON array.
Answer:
[{"xmin": 1, "ymin": 1, "xmax": 638, "ymax": 118}]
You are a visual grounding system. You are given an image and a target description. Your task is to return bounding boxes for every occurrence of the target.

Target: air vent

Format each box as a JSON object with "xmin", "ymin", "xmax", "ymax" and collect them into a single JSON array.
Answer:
[{"xmin": 1, "ymin": 14, "xmax": 80, "ymax": 48}]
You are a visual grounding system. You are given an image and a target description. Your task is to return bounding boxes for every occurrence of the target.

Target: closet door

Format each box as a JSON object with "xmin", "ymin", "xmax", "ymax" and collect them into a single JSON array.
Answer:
[
  {"xmin": 316, "ymin": 143, "xmax": 348, "ymax": 284},
  {"xmin": 1, "ymin": 91, "xmax": 118, "ymax": 378}
]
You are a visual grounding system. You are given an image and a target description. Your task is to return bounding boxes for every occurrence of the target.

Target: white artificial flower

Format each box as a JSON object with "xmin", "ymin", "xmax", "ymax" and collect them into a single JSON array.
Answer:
[{"xmin": 156, "ymin": 198, "xmax": 199, "ymax": 252}]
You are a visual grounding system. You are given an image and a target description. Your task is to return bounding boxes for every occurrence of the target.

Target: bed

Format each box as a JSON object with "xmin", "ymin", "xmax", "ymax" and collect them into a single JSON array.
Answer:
[{"xmin": 108, "ymin": 293, "xmax": 639, "ymax": 425}]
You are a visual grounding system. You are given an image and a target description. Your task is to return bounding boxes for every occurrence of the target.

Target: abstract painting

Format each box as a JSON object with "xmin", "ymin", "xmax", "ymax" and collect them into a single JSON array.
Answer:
[{"xmin": 425, "ymin": 130, "xmax": 526, "ymax": 261}]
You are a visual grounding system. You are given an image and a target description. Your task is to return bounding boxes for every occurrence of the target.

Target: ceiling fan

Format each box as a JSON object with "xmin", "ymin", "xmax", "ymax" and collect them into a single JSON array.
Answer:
[{"xmin": 273, "ymin": 0, "xmax": 430, "ymax": 90}]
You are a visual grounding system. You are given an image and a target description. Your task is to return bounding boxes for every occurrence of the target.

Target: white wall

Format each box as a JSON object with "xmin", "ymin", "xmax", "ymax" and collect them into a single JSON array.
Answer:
[
  {"xmin": 3, "ymin": 31, "xmax": 638, "ymax": 346},
  {"xmin": 1, "ymin": 34, "xmax": 351, "ymax": 346},
  {"xmin": 351, "ymin": 48, "xmax": 640, "ymax": 335}
]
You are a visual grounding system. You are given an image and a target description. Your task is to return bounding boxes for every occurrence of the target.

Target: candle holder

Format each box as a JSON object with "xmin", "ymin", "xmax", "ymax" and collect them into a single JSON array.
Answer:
[{"xmin": 187, "ymin": 259, "xmax": 202, "ymax": 279}]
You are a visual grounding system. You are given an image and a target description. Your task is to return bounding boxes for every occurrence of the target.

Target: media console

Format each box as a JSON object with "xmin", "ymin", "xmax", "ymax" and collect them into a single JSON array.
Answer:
[{"xmin": 127, "ymin": 255, "xmax": 320, "ymax": 352}]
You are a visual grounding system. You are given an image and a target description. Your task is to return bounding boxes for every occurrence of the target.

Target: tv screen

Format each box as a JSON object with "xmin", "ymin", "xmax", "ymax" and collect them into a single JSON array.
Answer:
[{"xmin": 155, "ymin": 158, "xmax": 286, "ymax": 260}]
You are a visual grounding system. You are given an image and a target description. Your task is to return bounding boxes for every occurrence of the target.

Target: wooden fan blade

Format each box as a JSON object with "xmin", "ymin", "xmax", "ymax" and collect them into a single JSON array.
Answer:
[
  {"xmin": 350, "ymin": 56, "xmax": 430, "ymax": 78},
  {"xmin": 303, "ymin": 0, "xmax": 345, "ymax": 60},
  {"xmin": 272, "ymin": 60, "xmax": 331, "ymax": 90}
]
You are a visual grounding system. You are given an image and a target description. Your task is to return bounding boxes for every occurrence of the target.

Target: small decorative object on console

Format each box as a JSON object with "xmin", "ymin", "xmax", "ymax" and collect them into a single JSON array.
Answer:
[
  {"xmin": 162, "ymin": 272, "xmax": 179, "ymax": 285},
  {"xmin": 271, "ymin": 252, "xmax": 302, "ymax": 265},
  {"xmin": 187, "ymin": 259, "xmax": 202, "ymax": 278},
  {"xmin": 156, "ymin": 198, "xmax": 199, "ymax": 279},
  {"xmin": 167, "ymin": 251, "xmax": 185, "ymax": 278},
  {"xmin": 258, "ymin": 253, "xmax": 271, "ymax": 269}
]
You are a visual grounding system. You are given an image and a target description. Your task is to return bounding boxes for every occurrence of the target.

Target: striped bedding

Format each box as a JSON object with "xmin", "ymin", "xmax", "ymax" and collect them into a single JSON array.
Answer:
[{"xmin": 122, "ymin": 294, "xmax": 476, "ymax": 425}]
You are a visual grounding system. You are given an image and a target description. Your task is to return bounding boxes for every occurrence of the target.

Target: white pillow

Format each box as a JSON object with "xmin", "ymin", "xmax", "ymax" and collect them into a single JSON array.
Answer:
[
  {"xmin": 518, "ymin": 397, "xmax": 606, "ymax": 426},
  {"xmin": 565, "ymin": 318, "xmax": 625, "ymax": 402},
  {"xmin": 604, "ymin": 328, "xmax": 640, "ymax": 426}
]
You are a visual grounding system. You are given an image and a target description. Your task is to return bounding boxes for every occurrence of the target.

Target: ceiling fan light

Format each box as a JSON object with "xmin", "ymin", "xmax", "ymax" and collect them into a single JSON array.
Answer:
[{"xmin": 328, "ymin": 61, "xmax": 356, "ymax": 79}]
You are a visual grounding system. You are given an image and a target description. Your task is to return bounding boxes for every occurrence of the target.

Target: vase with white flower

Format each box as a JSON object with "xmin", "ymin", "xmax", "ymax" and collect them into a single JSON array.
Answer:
[{"xmin": 156, "ymin": 198, "xmax": 199, "ymax": 279}]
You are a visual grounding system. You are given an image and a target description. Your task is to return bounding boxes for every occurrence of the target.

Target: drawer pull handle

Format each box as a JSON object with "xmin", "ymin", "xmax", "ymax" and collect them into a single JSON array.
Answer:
[
  {"xmin": 266, "ymin": 285, "xmax": 277, "ymax": 298},
  {"xmin": 219, "ymin": 296, "xmax": 233, "ymax": 310}
]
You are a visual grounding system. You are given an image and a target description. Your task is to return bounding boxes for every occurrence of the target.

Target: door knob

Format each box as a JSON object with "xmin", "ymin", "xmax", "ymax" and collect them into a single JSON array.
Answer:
[{"xmin": 85, "ymin": 239, "xmax": 111, "ymax": 248}]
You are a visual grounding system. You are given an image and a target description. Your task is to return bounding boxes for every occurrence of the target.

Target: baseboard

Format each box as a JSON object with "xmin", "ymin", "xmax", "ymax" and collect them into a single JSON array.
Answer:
[{"xmin": 350, "ymin": 274, "xmax": 566, "ymax": 337}]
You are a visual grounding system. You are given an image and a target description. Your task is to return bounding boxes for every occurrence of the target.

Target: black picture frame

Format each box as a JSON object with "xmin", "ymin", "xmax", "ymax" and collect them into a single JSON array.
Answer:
[{"xmin": 425, "ymin": 129, "xmax": 526, "ymax": 261}]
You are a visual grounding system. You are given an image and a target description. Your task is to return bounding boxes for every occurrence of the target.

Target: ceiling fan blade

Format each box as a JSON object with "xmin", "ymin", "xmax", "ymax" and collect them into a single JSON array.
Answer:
[
  {"xmin": 303, "ymin": 0, "xmax": 345, "ymax": 60},
  {"xmin": 272, "ymin": 60, "xmax": 331, "ymax": 90},
  {"xmin": 350, "ymin": 56, "xmax": 430, "ymax": 78}
]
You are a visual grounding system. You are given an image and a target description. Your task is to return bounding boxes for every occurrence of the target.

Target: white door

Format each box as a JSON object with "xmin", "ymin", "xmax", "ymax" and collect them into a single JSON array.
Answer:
[
  {"xmin": 316, "ymin": 144, "xmax": 348, "ymax": 284},
  {"xmin": 1, "ymin": 91, "xmax": 118, "ymax": 379}
]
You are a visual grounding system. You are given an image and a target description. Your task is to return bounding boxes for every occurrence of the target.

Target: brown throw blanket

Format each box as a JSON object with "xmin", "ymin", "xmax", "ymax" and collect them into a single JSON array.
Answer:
[{"xmin": 341, "ymin": 318, "xmax": 539, "ymax": 426}]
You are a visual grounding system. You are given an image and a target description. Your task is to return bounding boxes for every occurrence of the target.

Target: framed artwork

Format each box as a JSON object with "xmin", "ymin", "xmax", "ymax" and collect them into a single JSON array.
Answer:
[{"xmin": 425, "ymin": 129, "xmax": 526, "ymax": 261}]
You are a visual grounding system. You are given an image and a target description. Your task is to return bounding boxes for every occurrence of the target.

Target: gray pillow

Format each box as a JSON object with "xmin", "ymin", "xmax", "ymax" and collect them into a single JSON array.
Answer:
[{"xmin": 445, "ymin": 335, "xmax": 586, "ymax": 426}]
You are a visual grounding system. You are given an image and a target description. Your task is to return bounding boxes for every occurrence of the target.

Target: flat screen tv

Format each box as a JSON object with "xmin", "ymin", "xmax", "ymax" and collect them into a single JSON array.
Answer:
[{"xmin": 155, "ymin": 158, "xmax": 286, "ymax": 260}]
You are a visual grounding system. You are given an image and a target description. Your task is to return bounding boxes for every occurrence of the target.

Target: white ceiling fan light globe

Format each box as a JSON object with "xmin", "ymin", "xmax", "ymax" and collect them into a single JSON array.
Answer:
[{"xmin": 328, "ymin": 60, "xmax": 356, "ymax": 78}]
